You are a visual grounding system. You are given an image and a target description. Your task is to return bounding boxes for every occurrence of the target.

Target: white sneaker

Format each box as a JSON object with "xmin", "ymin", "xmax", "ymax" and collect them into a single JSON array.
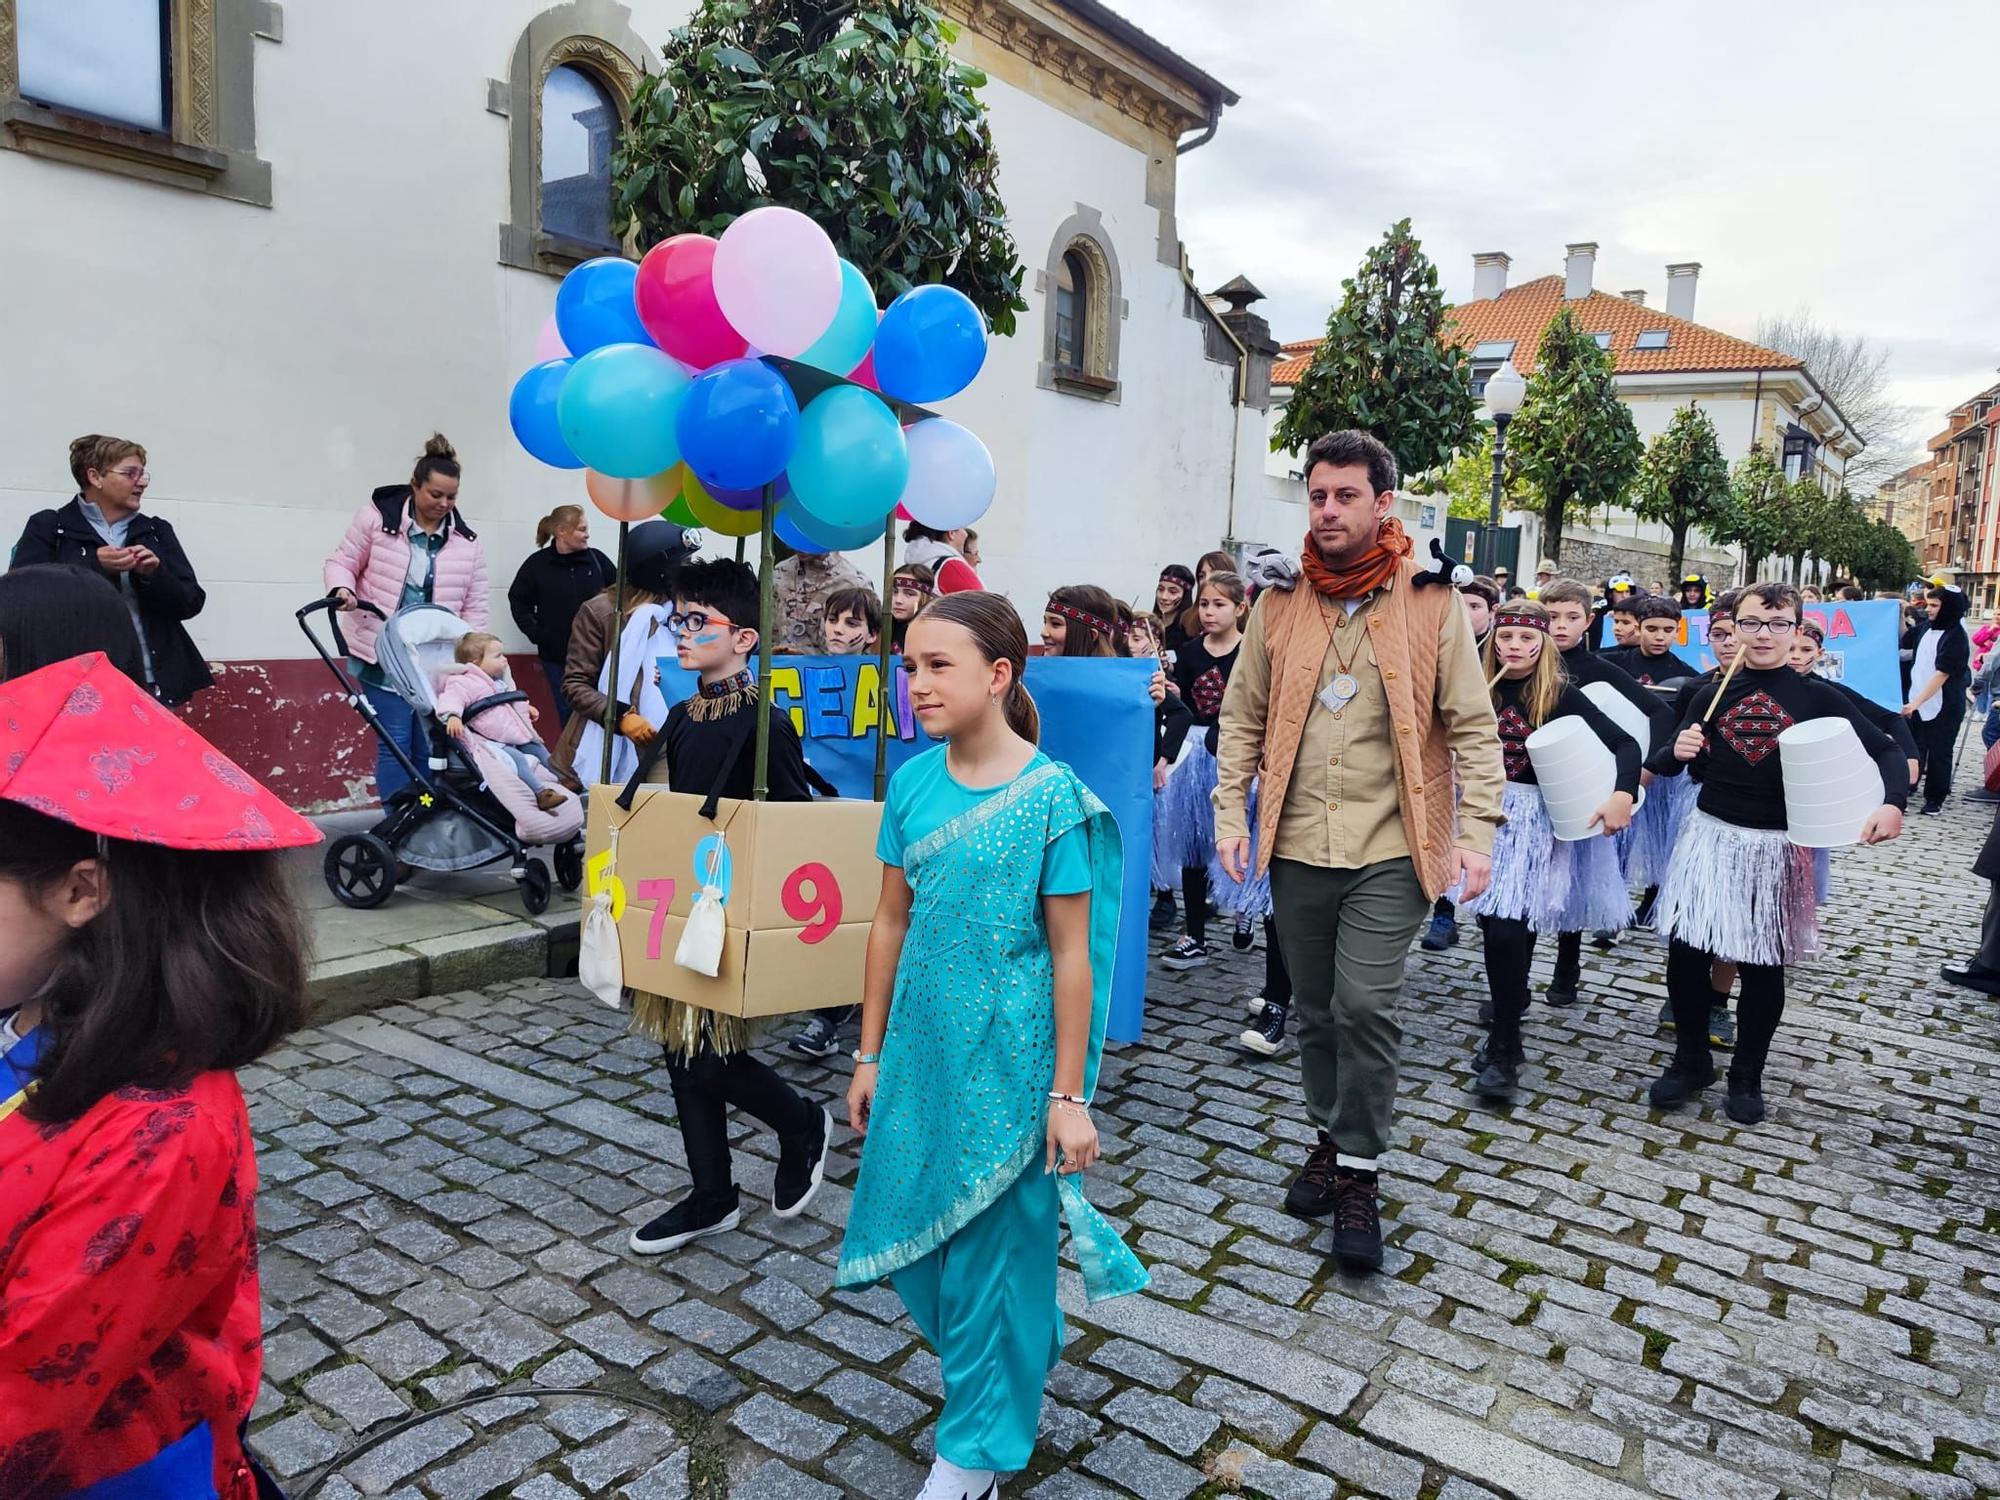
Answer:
[{"xmin": 914, "ymin": 1457, "xmax": 999, "ymax": 1499}]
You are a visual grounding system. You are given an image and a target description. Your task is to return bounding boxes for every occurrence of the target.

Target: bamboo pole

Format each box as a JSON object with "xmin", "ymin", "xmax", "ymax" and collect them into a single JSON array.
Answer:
[
  {"xmin": 874, "ymin": 522, "xmax": 895, "ymax": 801},
  {"xmin": 1702, "ymin": 642, "xmax": 1748, "ymax": 725},
  {"xmin": 598, "ymin": 520, "xmax": 629, "ymax": 786},
  {"xmin": 752, "ymin": 483, "xmax": 776, "ymax": 801}
]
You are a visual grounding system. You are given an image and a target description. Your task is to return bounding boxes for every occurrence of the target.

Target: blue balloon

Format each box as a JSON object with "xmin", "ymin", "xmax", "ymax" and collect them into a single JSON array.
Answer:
[
  {"xmin": 509, "ymin": 359, "xmax": 582, "ymax": 469},
  {"xmin": 555, "ymin": 257, "xmax": 650, "ymax": 355},
  {"xmin": 781, "ymin": 501, "xmax": 885, "ymax": 553},
  {"xmin": 797, "ymin": 260, "xmax": 879, "ymax": 376},
  {"xmin": 873, "ymin": 285, "xmax": 988, "ymax": 404},
  {"xmin": 773, "ymin": 508, "xmax": 828, "ymax": 556},
  {"xmin": 556, "ymin": 343, "xmax": 690, "ymax": 479},
  {"xmin": 677, "ymin": 358, "xmax": 800, "ymax": 493},
  {"xmin": 789, "ymin": 386, "xmax": 909, "ymax": 530}
]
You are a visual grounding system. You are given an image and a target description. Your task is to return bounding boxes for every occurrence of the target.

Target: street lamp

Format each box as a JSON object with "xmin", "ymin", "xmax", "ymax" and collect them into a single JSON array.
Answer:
[{"xmin": 1482, "ymin": 358, "xmax": 1527, "ymax": 581}]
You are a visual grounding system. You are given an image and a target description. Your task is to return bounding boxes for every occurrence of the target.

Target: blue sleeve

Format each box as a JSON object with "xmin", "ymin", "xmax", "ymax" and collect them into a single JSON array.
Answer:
[
  {"xmin": 1041, "ymin": 819, "xmax": 1092, "ymax": 896},
  {"xmin": 876, "ymin": 771, "xmax": 907, "ymax": 867}
]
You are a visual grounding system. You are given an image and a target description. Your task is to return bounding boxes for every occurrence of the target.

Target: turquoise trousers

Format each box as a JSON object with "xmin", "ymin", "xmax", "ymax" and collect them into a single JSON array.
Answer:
[{"xmin": 890, "ymin": 1163, "xmax": 1062, "ymax": 1472}]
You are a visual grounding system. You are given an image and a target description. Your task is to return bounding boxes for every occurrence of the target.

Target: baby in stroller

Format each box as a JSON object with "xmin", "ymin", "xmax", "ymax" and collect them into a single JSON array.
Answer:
[{"xmin": 435, "ymin": 632, "xmax": 575, "ymax": 816}]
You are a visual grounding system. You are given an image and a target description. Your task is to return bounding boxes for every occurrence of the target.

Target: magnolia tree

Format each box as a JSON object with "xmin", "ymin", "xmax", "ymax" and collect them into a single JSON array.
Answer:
[
  {"xmin": 1633, "ymin": 402, "xmax": 1729, "ymax": 582},
  {"xmin": 1506, "ymin": 308, "xmax": 1642, "ymax": 563}
]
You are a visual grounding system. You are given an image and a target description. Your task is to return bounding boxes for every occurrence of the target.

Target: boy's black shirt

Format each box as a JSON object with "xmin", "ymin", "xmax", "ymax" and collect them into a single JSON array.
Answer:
[
  {"xmin": 1493, "ymin": 677, "xmax": 1642, "ymax": 795},
  {"xmin": 1599, "ymin": 644, "xmax": 1698, "ymax": 687},
  {"xmin": 1668, "ymin": 664, "xmax": 1908, "ymax": 829},
  {"xmin": 1560, "ymin": 642, "xmax": 1677, "ymax": 745},
  {"xmin": 661, "ymin": 699, "xmax": 813, "ymax": 802}
]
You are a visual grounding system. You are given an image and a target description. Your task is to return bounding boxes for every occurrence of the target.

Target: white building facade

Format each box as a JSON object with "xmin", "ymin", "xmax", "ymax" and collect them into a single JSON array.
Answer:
[{"xmin": 0, "ymin": 0, "xmax": 1259, "ymax": 806}]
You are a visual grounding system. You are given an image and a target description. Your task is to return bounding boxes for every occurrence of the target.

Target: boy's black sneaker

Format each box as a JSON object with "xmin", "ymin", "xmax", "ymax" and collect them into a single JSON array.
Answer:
[
  {"xmin": 790, "ymin": 1013, "xmax": 843, "ymax": 1058},
  {"xmin": 1161, "ymin": 936, "xmax": 1210, "ymax": 970},
  {"xmin": 1648, "ymin": 1060, "xmax": 1717, "ymax": 1109},
  {"xmin": 1657, "ymin": 997, "xmax": 1675, "ymax": 1029},
  {"xmin": 1330, "ymin": 1169, "xmax": 1385, "ymax": 1273},
  {"xmin": 1920, "ymin": 801, "xmax": 1943, "ymax": 815},
  {"xmin": 773, "ymin": 1105, "xmax": 831, "ymax": 1219},
  {"xmin": 1708, "ymin": 1005, "xmax": 1736, "ymax": 1049},
  {"xmin": 1239, "ymin": 1001, "xmax": 1287, "ymax": 1056},
  {"xmin": 1545, "ymin": 969, "xmax": 1580, "ymax": 1008},
  {"xmin": 629, "ymin": 1190, "xmax": 741, "ymax": 1255},
  {"xmin": 1941, "ymin": 963, "xmax": 2000, "ymax": 996},
  {"xmin": 1285, "ymin": 1137, "xmax": 1340, "ymax": 1218},
  {"xmin": 1420, "ymin": 911, "xmax": 1457, "ymax": 951},
  {"xmin": 1231, "ymin": 912, "xmax": 1256, "ymax": 951},
  {"xmin": 1149, "ymin": 891, "xmax": 1178, "ymax": 929},
  {"xmin": 1725, "ymin": 1078, "xmax": 1766, "ymax": 1125},
  {"xmin": 1471, "ymin": 1053, "xmax": 1520, "ymax": 1101}
]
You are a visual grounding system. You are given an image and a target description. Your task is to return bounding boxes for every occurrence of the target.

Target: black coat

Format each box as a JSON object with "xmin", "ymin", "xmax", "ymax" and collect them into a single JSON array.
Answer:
[
  {"xmin": 1978, "ymin": 802, "xmax": 2000, "ymax": 882},
  {"xmin": 9, "ymin": 497, "xmax": 212, "ymax": 704},
  {"xmin": 509, "ymin": 545, "xmax": 616, "ymax": 661}
]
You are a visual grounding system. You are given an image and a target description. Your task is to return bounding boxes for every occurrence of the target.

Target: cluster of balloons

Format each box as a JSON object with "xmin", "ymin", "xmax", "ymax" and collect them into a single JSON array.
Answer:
[{"xmin": 509, "ymin": 207, "xmax": 997, "ymax": 557}]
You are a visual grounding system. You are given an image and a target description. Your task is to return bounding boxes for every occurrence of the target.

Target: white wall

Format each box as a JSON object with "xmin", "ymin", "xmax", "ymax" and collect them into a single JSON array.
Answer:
[{"xmin": 0, "ymin": 0, "xmax": 1241, "ymax": 658}]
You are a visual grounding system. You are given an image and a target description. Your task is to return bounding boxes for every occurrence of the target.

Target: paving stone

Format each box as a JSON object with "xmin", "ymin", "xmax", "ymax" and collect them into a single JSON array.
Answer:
[
  {"xmin": 262, "ymin": 1327, "xmax": 336, "ymax": 1385},
  {"xmin": 532, "ymin": 1349, "xmax": 606, "ymax": 1387},
  {"xmin": 1360, "ymin": 1394, "xmax": 1653, "ymax": 1500},
  {"xmin": 1640, "ymin": 1440, "xmax": 1781, "ymax": 1500},
  {"xmin": 729, "ymin": 1390, "xmax": 845, "ymax": 1460},
  {"xmin": 824, "ymin": 1434, "xmax": 925, "ymax": 1496},
  {"xmin": 1214, "ymin": 1444, "xmax": 1335, "ymax": 1500},
  {"xmin": 617, "ymin": 1450, "xmax": 690, "ymax": 1500},
  {"xmin": 1508, "ymin": 1406, "xmax": 1625, "ymax": 1467},
  {"xmin": 566, "ymin": 1309, "xmax": 668, "ymax": 1368},
  {"xmin": 1296, "ymin": 1421, "xmax": 1425, "ymax": 1500},
  {"xmin": 650, "ymin": 1298, "xmax": 756, "ymax": 1352},
  {"xmin": 1089, "ymin": 1337, "xmax": 1188, "ymax": 1391},
  {"xmin": 1385, "ymin": 1355, "xmax": 1498, "ymax": 1417},
  {"xmin": 249, "ymin": 1412, "xmax": 344, "ymax": 1478},
  {"xmin": 734, "ymin": 1336, "xmax": 839, "ymax": 1392},
  {"xmin": 731, "ymin": 1461, "xmax": 841, "ymax": 1499},
  {"xmin": 348, "ymin": 1322, "xmax": 449, "ymax": 1383},
  {"xmin": 1080, "ymin": 1431, "xmax": 1204, "ymax": 1500},
  {"xmin": 452, "ymin": 1308, "xmax": 559, "ymax": 1373},
  {"xmin": 807, "ymin": 1307, "xmax": 914, "ymax": 1363},
  {"xmin": 339, "ymin": 1417, "xmax": 474, "ymax": 1494},
  {"xmin": 302, "ymin": 1363, "xmax": 410, "ymax": 1431},
  {"xmin": 565, "ymin": 1418, "xmax": 682, "ymax": 1490},
  {"xmin": 817, "ymin": 1369, "xmax": 930, "ymax": 1435},
  {"xmin": 1193, "ymin": 1375, "xmax": 1307, "ymax": 1448},
  {"xmin": 593, "ymin": 1266, "xmax": 683, "ymax": 1319},
  {"xmin": 420, "ymin": 1424, "xmax": 559, "ymax": 1500},
  {"xmin": 641, "ymin": 1349, "xmax": 745, "ymax": 1411},
  {"xmin": 1103, "ymin": 1388, "xmax": 1221, "ymax": 1457}
]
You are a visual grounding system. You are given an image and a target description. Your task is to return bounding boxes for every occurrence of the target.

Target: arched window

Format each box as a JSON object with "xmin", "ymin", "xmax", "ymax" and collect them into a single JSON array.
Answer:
[
  {"xmin": 1039, "ymin": 208, "xmax": 1124, "ymax": 402},
  {"xmin": 539, "ymin": 63, "xmax": 619, "ymax": 249}
]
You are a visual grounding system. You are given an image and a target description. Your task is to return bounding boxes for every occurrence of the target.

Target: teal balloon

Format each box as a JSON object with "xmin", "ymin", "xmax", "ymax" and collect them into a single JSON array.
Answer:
[
  {"xmin": 788, "ymin": 387, "xmax": 909, "ymax": 530},
  {"xmin": 556, "ymin": 343, "xmax": 690, "ymax": 479},
  {"xmin": 780, "ymin": 501, "xmax": 884, "ymax": 553},
  {"xmin": 797, "ymin": 260, "xmax": 879, "ymax": 375}
]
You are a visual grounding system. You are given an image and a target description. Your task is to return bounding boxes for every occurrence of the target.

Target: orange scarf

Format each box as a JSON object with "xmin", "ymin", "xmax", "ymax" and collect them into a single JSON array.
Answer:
[{"xmin": 1299, "ymin": 516, "xmax": 1412, "ymax": 599}]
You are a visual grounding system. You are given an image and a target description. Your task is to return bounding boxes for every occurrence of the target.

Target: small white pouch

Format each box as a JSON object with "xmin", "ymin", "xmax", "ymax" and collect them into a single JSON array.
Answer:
[
  {"xmin": 675, "ymin": 827, "xmax": 728, "ymax": 977},
  {"xmin": 578, "ymin": 826, "xmax": 626, "ymax": 1009}
]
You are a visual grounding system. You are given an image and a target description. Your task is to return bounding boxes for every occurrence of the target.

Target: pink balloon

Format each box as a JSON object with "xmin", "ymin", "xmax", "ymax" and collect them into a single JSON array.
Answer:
[
  {"xmin": 533, "ymin": 314, "xmax": 569, "ymax": 364},
  {"xmin": 635, "ymin": 235, "xmax": 749, "ymax": 370},
  {"xmin": 894, "ymin": 502, "xmax": 913, "ymax": 521},
  {"xmin": 848, "ymin": 348, "xmax": 880, "ymax": 391},
  {"xmin": 712, "ymin": 207, "xmax": 842, "ymax": 358}
]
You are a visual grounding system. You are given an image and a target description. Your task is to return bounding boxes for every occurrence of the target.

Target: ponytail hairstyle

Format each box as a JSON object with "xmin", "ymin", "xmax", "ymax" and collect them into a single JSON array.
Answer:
[
  {"xmin": 536, "ymin": 503, "xmax": 583, "ymax": 549},
  {"xmin": 1180, "ymin": 548, "xmax": 1237, "ymax": 641},
  {"xmin": 920, "ymin": 591, "xmax": 1040, "ymax": 743},
  {"xmin": 1045, "ymin": 583, "xmax": 1121, "ymax": 658},
  {"xmin": 1198, "ymin": 570, "xmax": 1249, "ymax": 632},
  {"xmin": 1480, "ymin": 598, "xmax": 1566, "ymax": 727},
  {"xmin": 412, "ymin": 432, "xmax": 461, "ymax": 489}
]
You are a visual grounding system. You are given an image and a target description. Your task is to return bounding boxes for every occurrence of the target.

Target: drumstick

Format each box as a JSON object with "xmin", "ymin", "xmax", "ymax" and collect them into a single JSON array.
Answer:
[
  {"xmin": 1701, "ymin": 649, "xmax": 1747, "ymax": 725},
  {"xmin": 1487, "ymin": 663, "xmax": 1509, "ymax": 689}
]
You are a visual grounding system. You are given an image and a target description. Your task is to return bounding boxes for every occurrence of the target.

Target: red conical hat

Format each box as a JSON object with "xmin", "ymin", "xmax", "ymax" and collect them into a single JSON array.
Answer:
[{"xmin": 0, "ymin": 653, "xmax": 321, "ymax": 850}]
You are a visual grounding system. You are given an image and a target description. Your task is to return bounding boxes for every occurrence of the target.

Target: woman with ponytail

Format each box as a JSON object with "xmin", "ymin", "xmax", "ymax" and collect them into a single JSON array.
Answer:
[
  {"xmin": 839, "ymin": 591, "xmax": 1146, "ymax": 1499},
  {"xmin": 508, "ymin": 503, "xmax": 613, "ymax": 723}
]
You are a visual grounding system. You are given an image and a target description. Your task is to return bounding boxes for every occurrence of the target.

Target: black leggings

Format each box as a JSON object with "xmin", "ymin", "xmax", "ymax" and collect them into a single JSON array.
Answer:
[
  {"xmin": 1262, "ymin": 918, "xmax": 1290, "ymax": 1004},
  {"xmin": 666, "ymin": 1043, "xmax": 815, "ymax": 1206},
  {"xmin": 1183, "ymin": 866, "xmax": 1209, "ymax": 943},
  {"xmin": 1666, "ymin": 939, "xmax": 1785, "ymax": 1083},
  {"xmin": 1480, "ymin": 917, "xmax": 1536, "ymax": 1058},
  {"xmin": 1921, "ymin": 699, "xmax": 1966, "ymax": 804}
]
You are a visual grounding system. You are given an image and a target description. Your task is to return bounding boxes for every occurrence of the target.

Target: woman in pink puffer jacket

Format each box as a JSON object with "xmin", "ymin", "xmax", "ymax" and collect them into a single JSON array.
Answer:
[{"xmin": 322, "ymin": 434, "xmax": 490, "ymax": 803}]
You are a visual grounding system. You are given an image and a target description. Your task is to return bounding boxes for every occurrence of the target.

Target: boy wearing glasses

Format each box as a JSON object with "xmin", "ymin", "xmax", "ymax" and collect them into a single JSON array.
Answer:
[
  {"xmin": 626, "ymin": 559, "xmax": 832, "ymax": 1255},
  {"xmin": 1647, "ymin": 582, "xmax": 1905, "ymax": 1125}
]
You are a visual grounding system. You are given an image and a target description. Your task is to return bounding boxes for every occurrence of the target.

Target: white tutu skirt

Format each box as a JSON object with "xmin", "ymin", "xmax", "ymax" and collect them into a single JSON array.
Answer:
[
  {"xmin": 1624, "ymin": 773, "xmax": 1695, "ymax": 889},
  {"xmin": 1209, "ymin": 779, "xmax": 1273, "ymax": 921},
  {"xmin": 1654, "ymin": 806, "xmax": 1819, "ymax": 966},
  {"xmin": 1154, "ymin": 737, "xmax": 1217, "ymax": 874},
  {"xmin": 1463, "ymin": 782, "xmax": 1632, "ymax": 934}
]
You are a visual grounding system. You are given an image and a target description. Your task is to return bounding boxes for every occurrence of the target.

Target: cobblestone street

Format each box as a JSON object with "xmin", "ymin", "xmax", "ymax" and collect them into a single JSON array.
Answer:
[{"xmin": 245, "ymin": 788, "xmax": 2000, "ymax": 1500}]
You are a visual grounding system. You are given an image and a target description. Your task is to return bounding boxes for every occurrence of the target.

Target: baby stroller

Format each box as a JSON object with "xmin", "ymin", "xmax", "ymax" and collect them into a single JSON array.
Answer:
[{"xmin": 298, "ymin": 597, "xmax": 584, "ymax": 914}]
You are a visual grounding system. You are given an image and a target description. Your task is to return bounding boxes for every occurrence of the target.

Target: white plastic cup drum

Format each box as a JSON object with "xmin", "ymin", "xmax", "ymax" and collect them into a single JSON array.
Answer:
[
  {"xmin": 1779, "ymin": 718, "xmax": 1881, "ymax": 847},
  {"xmin": 1581, "ymin": 680, "xmax": 1651, "ymax": 764},
  {"xmin": 1526, "ymin": 716, "xmax": 1618, "ymax": 842}
]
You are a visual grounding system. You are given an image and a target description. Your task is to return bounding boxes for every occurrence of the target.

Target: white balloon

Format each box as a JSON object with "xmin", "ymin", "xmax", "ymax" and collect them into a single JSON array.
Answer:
[
  {"xmin": 897, "ymin": 418, "xmax": 996, "ymax": 531},
  {"xmin": 710, "ymin": 206, "xmax": 842, "ymax": 358}
]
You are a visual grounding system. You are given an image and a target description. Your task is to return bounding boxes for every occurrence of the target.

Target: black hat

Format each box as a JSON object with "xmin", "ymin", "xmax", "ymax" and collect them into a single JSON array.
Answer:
[{"xmin": 625, "ymin": 521, "xmax": 698, "ymax": 595}]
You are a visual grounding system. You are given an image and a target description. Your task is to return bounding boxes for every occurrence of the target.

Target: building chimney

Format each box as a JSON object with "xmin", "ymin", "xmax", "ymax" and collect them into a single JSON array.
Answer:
[
  {"xmin": 1472, "ymin": 251, "xmax": 1510, "ymax": 302},
  {"xmin": 1665, "ymin": 262, "xmax": 1701, "ymax": 321},
  {"xmin": 1563, "ymin": 241, "xmax": 1597, "ymax": 301},
  {"xmin": 1621, "ymin": 289, "xmax": 1647, "ymax": 306}
]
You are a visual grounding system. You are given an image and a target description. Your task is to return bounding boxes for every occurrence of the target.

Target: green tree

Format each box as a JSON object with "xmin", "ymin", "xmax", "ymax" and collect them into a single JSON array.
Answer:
[
  {"xmin": 1845, "ymin": 516, "xmax": 1921, "ymax": 592},
  {"xmin": 1505, "ymin": 308, "xmax": 1643, "ymax": 563},
  {"xmin": 1710, "ymin": 449, "xmax": 1791, "ymax": 580},
  {"xmin": 612, "ymin": 0, "xmax": 1027, "ymax": 334},
  {"xmin": 1778, "ymin": 477, "xmax": 1830, "ymax": 582},
  {"xmin": 1633, "ymin": 402, "xmax": 1729, "ymax": 581},
  {"xmin": 1271, "ymin": 219, "xmax": 1480, "ymax": 480}
]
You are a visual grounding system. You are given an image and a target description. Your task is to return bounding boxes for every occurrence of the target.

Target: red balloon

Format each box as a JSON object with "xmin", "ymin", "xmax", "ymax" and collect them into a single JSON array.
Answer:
[
  {"xmin": 935, "ymin": 557, "xmax": 982, "ymax": 594},
  {"xmin": 635, "ymin": 235, "xmax": 750, "ymax": 370},
  {"xmin": 847, "ymin": 349, "xmax": 879, "ymax": 391}
]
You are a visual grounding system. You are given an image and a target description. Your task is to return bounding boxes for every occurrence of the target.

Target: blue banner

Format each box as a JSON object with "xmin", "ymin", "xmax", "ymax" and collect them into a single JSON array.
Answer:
[
  {"xmin": 1666, "ymin": 601, "xmax": 1904, "ymax": 710},
  {"xmin": 655, "ymin": 653, "xmax": 1157, "ymax": 1042}
]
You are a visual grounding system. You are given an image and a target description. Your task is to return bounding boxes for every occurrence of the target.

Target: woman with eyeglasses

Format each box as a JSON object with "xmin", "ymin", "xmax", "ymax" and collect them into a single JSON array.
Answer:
[{"xmin": 8, "ymin": 434, "xmax": 212, "ymax": 706}]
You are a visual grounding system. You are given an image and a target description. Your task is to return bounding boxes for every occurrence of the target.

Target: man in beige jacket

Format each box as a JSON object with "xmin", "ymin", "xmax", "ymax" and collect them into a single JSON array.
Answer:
[{"xmin": 1215, "ymin": 430, "xmax": 1504, "ymax": 1273}]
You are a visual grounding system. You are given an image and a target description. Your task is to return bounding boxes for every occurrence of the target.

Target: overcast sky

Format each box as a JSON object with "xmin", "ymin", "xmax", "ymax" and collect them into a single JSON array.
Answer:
[{"xmin": 1112, "ymin": 0, "xmax": 1999, "ymax": 461}]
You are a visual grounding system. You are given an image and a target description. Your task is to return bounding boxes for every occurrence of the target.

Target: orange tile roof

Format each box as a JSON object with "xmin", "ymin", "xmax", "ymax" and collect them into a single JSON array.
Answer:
[{"xmin": 1274, "ymin": 275, "xmax": 1803, "ymax": 386}]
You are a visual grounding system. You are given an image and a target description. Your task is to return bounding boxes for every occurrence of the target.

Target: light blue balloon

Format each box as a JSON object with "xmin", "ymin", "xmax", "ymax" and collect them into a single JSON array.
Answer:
[
  {"xmin": 556, "ymin": 343, "xmax": 690, "ymax": 479},
  {"xmin": 676, "ymin": 358, "xmax": 800, "ymax": 493},
  {"xmin": 781, "ymin": 501, "xmax": 884, "ymax": 553},
  {"xmin": 555, "ymin": 257, "xmax": 650, "ymax": 355},
  {"xmin": 797, "ymin": 260, "xmax": 879, "ymax": 376},
  {"xmin": 873, "ymin": 284, "xmax": 988, "ymax": 404},
  {"xmin": 508, "ymin": 359, "xmax": 582, "ymax": 469},
  {"xmin": 788, "ymin": 387, "xmax": 909, "ymax": 530}
]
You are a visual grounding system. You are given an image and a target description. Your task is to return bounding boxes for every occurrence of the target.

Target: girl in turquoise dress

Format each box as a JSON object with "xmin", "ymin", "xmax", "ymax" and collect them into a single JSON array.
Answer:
[{"xmin": 839, "ymin": 591, "xmax": 1147, "ymax": 1500}]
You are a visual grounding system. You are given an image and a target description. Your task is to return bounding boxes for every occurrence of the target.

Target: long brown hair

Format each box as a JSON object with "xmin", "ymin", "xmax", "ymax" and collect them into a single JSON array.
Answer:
[
  {"xmin": 919, "ymin": 592, "xmax": 1040, "ymax": 742},
  {"xmin": 1481, "ymin": 599, "xmax": 1566, "ymax": 727},
  {"xmin": 2, "ymin": 802, "xmax": 311, "ymax": 1123},
  {"xmin": 1046, "ymin": 583, "xmax": 1121, "ymax": 658},
  {"xmin": 1178, "ymin": 548, "xmax": 1237, "ymax": 640},
  {"xmin": 1197, "ymin": 571, "xmax": 1249, "ymax": 635}
]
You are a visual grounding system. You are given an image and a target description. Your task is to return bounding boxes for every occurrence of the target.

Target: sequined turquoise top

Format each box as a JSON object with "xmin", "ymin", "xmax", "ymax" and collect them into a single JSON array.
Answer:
[{"xmin": 836, "ymin": 748, "xmax": 1148, "ymax": 1303}]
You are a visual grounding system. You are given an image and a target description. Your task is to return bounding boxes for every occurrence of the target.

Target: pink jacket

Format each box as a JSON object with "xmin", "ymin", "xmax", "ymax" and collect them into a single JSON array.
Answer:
[
  {"xmin": 323, "ymin": 487, "xmax": 489, "ymax": 664},
  {"xmin": 434, "ymin": 663, "xmax": 538, "ymax": 746}
]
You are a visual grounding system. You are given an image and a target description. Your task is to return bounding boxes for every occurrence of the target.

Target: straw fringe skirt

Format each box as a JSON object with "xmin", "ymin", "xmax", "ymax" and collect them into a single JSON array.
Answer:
[
  {"xmin": 1463, "ymin": 782, "xmax": 1632, "ymax": 934},
  {"xmin": 1154, "ymin": 738, "xmax": 1217, "ymax": 873},
  {"xmin": 1208, "ymin": 780, "xmax": 1273, "ymax": 921},
  {"xmin": 1654, "ymin": 807, "xmax": 1819, "ymax": 966},
  {"xmin": 1623, "ymin": 772, "xmax": 1695, "ymax": 889}
]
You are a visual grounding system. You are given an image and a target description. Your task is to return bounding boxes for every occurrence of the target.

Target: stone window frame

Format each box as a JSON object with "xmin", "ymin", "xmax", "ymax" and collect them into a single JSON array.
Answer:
[
  {"xmin": 1036, "ymin": 205, "xmax": 1126, "ymax": 404},
  {"xmin": 0, "ymin": 0, "xmax": 277, "ymax": 206},
  {"xmin": 493, "ymin": 1, "xmax": 653, "ymax": 278}
]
